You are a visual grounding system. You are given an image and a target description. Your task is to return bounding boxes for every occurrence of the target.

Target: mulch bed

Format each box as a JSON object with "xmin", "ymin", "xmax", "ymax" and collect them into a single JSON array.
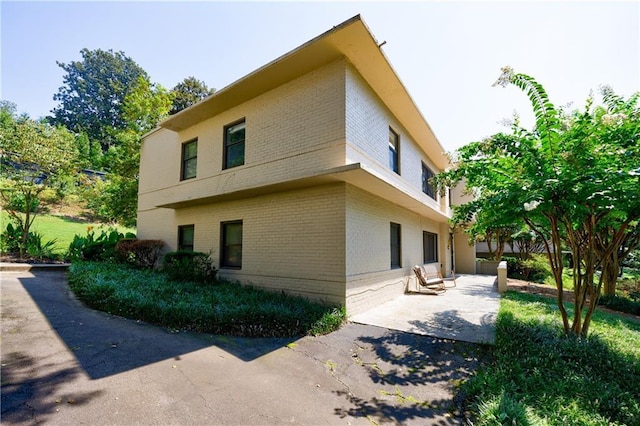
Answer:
[{"xmin": 0, "ymin": 254, "xmax": 67, "ymax": 264}]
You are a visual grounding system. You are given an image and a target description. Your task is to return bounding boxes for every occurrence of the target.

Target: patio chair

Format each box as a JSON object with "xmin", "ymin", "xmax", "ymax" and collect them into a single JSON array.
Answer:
[{"xmin": 412, "ymin": 264, "xmax": 446, "ymax": 294}]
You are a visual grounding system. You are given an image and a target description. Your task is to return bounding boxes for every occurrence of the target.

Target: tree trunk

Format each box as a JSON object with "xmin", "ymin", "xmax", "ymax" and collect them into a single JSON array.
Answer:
[{"xmin": 602, "ymin": 255, "xmax": 619, "ymax": 297}]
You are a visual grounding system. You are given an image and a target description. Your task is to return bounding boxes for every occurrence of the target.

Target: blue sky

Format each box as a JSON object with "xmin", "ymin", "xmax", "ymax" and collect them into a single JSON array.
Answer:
[{"xmin": 2, "ymin": 1, "xmax": 638, "ymax": 151}]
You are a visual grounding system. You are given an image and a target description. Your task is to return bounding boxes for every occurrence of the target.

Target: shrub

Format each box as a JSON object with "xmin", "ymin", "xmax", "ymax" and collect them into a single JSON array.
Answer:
[
  {"xmin": 599, "ymin": 295, "xmax": 640, "ymax": 316},
  {"xmin": 67, "ymin": 228, "xmax": 136, "ymax": 261},
  {"xmin": 67, "ymin": 261, "xmax": 344, "ymax": 337},
  {"xmin": 0, "ymin": 221, "xmax": 59, "ymax": 260},
  {"xmin": 0, "ymin": 222, "xmax": 22, "ymax": 254},
  {"xmin": 5, "ymin": 192, "xmax": 39, "ymax": 213},
  {"xmin": 163, "ymin": 251, "xmax": 217, "ymax": 284},
  {"xmin": 503, "ymin": 254, "xmax": 552, "ymax": 283},
  {"xmin": 115, "ymin": 239, "xmax": 164, "ymax": 269}
]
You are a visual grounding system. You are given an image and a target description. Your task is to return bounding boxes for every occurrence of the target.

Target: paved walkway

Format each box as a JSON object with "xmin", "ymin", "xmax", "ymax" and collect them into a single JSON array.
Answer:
[
  {"xmin": 1, "ymin": 269, "xmax": 490, "ymax": 425},
  {"xmin": 351, "ymin": 275, "xmax": 500, "ymax": 344}
]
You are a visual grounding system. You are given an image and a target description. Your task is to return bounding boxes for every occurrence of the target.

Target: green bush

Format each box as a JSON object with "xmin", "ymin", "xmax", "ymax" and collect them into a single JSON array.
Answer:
[
  {"xmin": 0, "ymin": 222, "xmax": 22, "ymax": 254},
  {"xmin": 115, "ymin": 239, "xmax": 164, "ymax": 269},
  {"xmin": 5, "ymin": 192, "xmax": 39, "ymax": 214},
  {"xmin": 503, "ymin": 254, "xmax": 552, "ymax": 283},
  {"xmin": 163, "ymin": 251, "xmax": 217, "ymax": 284},
  {"xmin": 0, "ymin": 221, "xmax": 59, "ymax": 260},
  {"xmin": 599, "ymin": 295, "xmax": 640, "ymax": 316},
  {"xmin": 67, "ymin": 228, "xmax": 136, "ymax": 261},
  {"xmin": 67, "ymin": 261, "xmax": 345, "ymax": 337}
]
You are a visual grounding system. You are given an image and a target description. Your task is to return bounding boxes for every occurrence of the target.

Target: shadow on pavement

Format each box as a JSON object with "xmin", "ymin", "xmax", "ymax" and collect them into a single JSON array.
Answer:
[
  {"xmin": 333, "ymin": 328, "xmax": 492, "ymax": 424},
  {"xmin": 16, "ymin": 272, "xmax": 293, "ymax": 380},
  {"xmin": 1, "ymin": 351, "xmax": 104, "ymax": 423}
]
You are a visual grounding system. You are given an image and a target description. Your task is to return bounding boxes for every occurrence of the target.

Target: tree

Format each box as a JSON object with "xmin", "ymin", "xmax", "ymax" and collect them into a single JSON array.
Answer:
[
  {"xmin": 50, "ymin": 48, "xmax": 148, "ymax": 151},
  {"xmin": 83, "ymin": 77, "xmax": 172, "ymax": 227},
  {"xmin": 436, "ymin": 67, "xmax": 640, "ymax": 337},
  {"xmin": 169, "ymin": 76, "xmax": 214, "ymax": 115},
  {"xmin": 0, "ymin": 105, "xmax": 78, "ymax": 256}
]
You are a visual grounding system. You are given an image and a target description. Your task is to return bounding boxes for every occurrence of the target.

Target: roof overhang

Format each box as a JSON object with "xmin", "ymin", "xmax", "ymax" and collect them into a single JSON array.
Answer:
[
  {"xmin": 158, "ymin": 15, "xmax": 449, "ymax": 170},
  {"xmin": 156, "ymin": 163, "xmax": 450, "ymax": 223}
]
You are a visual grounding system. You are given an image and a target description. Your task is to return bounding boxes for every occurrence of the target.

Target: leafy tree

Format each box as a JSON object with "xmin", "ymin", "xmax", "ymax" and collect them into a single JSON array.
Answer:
[
  {"xmin": 436, "ymin": 67, "xmax": 640, "ymax": 337},
  {"xmin": 0, "ymin": 105, "xmax": 78, "ymax": 256},
  {"xmin": 50, "ymin": 48, "xmax": 148, "ymax": 151},
  {"xmin": 169, "ymin": 76, "xmax": 214, "ymax": 115},
  {"xmin": 83, "ymin": 77, "xmax": 172, "ymax": 227}
]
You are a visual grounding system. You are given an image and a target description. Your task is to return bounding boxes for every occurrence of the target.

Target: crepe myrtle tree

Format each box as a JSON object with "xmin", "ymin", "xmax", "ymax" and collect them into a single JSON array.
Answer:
[{"xmin": 435, "ymin": 67, "xmax": 640, "ymax": 337}]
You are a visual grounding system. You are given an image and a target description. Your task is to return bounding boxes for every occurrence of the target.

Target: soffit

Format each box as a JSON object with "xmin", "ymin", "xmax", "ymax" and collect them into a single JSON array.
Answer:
[
  {"xmin": 156, "ymin": 163, "xmax": 450, "ymax": 223},
  {"xmin": 159, "ymin": 15, "xmax": 449, "ymax": 170}
]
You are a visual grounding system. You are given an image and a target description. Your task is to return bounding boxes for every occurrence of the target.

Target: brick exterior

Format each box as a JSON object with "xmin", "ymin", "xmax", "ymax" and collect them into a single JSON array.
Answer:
[{"xmin": 139, "ymin": 53, "xmax": 454, "ymax": 316}]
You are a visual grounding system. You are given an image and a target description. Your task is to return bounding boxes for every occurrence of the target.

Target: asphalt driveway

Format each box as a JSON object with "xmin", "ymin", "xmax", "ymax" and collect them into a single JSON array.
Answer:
[{"xmin": 1, "ymin": 270, "xmax": 488, "ymax": 425}]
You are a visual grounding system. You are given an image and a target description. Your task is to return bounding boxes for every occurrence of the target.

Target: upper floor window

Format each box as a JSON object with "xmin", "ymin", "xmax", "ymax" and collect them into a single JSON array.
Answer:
[
  {"xmin": 423, "ymin": 231, "xmax": 438, "ymax": 263},
  {"xmin": 224, "ymin": 119, "xmax": 246, "ymax": 169},
  {"xmin": 388, "ymin": 127, "xmax": 400, "ymax": 174},
  {"xmin": 422, "ymin": 162, "xmax": 436, "ymax": 199},
  {"xmin": 181, "ymin": 139, "xmax": 197, "ymax": 180},
  {"xmin": 178, "ymin": 225, "xmax": 195, "ymax": 251},
  {"xmin": 221, "ymin": 220, "xmax": 243, "ymax": 268},
  {"xmin": 390, "ymin": 222, "xmax": 401, "ymax": 269}
]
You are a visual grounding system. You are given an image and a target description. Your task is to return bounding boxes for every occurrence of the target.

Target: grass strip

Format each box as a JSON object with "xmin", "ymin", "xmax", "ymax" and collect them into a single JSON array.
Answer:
[{"xmin": 462, "ymin": 291, "xmax": 640, "ymax": 425}]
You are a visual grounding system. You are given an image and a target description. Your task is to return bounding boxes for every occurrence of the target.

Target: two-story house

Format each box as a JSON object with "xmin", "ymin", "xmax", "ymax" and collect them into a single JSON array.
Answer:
[{"xmin": 137, "ymin": 15, "xmax": 463, "ymax": 316}]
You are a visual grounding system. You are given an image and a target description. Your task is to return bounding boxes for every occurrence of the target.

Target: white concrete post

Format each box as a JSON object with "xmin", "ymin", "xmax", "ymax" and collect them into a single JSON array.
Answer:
[{"xmin": 497, "ymin": 261, "xmax": 507, "ymax": 293}]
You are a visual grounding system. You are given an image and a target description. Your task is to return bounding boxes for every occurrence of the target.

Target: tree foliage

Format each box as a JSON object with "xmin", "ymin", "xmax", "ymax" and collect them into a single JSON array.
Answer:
[
  {"xmin": 169, "ymin": 76, "xmax": 214, "ymax": 115},
  {"xmin": 82, "ymin": 77, "xmax": 172, "ymax": 227},
  {"xmin": 50, "ymin": 48, "xmax": 149, "ymax": 151},
  {"xmin": 0, "ymin": 103, "xmax": 78, "ymax": 255},
  {"xmin": 436, "ymin": 67, "xmax": 640, "ymax": 337}
]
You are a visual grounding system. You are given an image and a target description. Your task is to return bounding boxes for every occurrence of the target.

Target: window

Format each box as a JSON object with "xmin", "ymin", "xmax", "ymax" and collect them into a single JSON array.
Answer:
[
  {"xmin": 181, "ymin": 139, "xmax": 197, "ymax": 180},
  {"xmin": 221, "ymin": 221, "xmax": 243, "ymax": 268},
  {"xmin": 423, "ymin": 231, "xmax": 438, "ymax": 263},
  {"xmin": 390, "ymin": 222, "xmax": 401, "ymax": 268},
  {"xmin": 422, "ymin": 162, "xmax": 436, "ymax": 199},
  {"xmin": 224, "ymin": 120, "xmax": 246, "ymax": 169},
  {"xmin": 178, "ymin": 225, "xmax": 195, "ymax": 251},
  {"xmin": 388, "ymin": 127, "xmax": 400, "ymax": 174}
]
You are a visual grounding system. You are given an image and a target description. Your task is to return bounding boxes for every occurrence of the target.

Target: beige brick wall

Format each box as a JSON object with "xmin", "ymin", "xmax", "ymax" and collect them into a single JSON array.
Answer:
[
  {"xmin": 138, "ymin": 58, "xmax": 459, "ymax": 315},
  {"xmin": 344, "ymin": 185, "xmax": 449, "ymax": 316},
  {"xmin": 139, "ymin": 59, "xmax": 347, "ymax": 210},
  {"xmin": 344, "ymin": 64, "xmax": 447, "ymax": 212},
  {"xmin": 141, "ymin": 184, "xmax": 347, "ymax": 305}
]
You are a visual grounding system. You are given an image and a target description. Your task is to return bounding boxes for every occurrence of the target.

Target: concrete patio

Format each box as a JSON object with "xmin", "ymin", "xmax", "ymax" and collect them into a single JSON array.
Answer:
[{"xmin": 350, "ymin": 275, "xmax": 500, "ymax": 344}]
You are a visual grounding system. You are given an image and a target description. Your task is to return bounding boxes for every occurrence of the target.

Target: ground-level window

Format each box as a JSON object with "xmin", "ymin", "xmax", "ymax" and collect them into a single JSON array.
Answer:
[
  {"xmin": 390, "ymin": 222, "xmax": 401, "ymax": 269},
  {"xmin": 423, "ymin": 231, "xmax": 438, "ymax": 263},
  {"xmin": 178, "ymin": 225, "xmax": 195, "ymax": 251},
  {"xmin": 181, "ymin": 139, "xmax": 197, "ymax": 180},
  {"xmin": 389, "ymin": 127, "xmax": 400, "ymax": 174},
  {"xmin": 221, "ymin": 220, "xmax": 243, "ymax": 268},
  {"xmin": 422, "ymin": 162, "xmax": 436, "ymax": 199},
  {"xmin": 224, "ymin": 119, "xmax": 246, "ymax": 169}
]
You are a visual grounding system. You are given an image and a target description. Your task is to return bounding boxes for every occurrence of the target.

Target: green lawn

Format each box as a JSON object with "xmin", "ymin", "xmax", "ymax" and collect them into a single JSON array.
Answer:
[
  {"xmin": 463, "ymin": 291, "xmax": 640, "ymax": 425},
  {"xmin": 1, "ymin": 212, "xmax": 135, "ymax": 254}
]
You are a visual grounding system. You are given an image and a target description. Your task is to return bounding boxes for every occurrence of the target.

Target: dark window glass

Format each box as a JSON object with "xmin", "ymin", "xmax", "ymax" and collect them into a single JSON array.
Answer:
[
  {"xmin": 181, "ymin": 140, "xmax": 197, "ymax": 180},
  {"xmin": 224, "ymin": 120, "xmax": 245, "ymax": 169},
  {"xmin": 390, "ymin": 222, "xmax": 401, "ymax": 268},
  {"xmin": 423, "ymin": 231, "xmax": 438, "ymax": 263},
  {"xmin": 221, "ymin": 221, "xmax": 243, "ymax": 268},
  {"xmin": 178, "ymin": 225, "xmax": 195, "ymax": 251},
  {"xmin": 388, "ymin": 127, "xmax": 399, "ymax": 174},
  {"xmin": 422, "ymin": 162, "xmax": 435, "ymax": 199}
]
